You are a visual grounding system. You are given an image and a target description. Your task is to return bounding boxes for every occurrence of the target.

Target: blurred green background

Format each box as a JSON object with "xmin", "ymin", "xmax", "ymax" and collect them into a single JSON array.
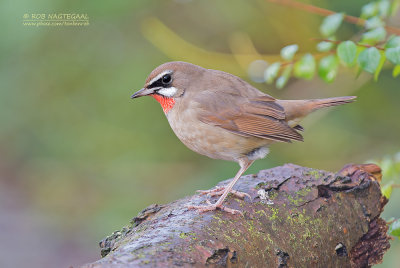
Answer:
[{"xmin": 0, "ymin": 0, "xmax": 399, "ymax": 267}]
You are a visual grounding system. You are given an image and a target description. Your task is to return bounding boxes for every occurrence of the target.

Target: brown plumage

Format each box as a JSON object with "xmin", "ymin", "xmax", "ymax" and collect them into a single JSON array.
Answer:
[{"xmin": 131, "ymin": 61, "xmax": 356, "ymax": 214}]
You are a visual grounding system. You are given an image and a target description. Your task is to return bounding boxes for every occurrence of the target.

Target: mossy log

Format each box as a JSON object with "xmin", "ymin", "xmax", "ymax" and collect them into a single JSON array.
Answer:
[{"xmin": 83, "ymin": 163, "xmax": 390, "ymax": 268}]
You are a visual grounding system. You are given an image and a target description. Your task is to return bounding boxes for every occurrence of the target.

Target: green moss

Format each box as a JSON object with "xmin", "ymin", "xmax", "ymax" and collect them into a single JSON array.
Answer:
[
  {"xmin": 255, "ymin": 209, "xmax": 267, "ymax": 219},
  {"xmin": 289, "ymin": 232, "xmax": 296, "ymax": 242},
  {"xmin": 223, "ymin": 233, "xmax": 235, "ymax": 243},
  {"xmin": 304, "ymin": 170, "xmax": 324, "ymax": 179},
  {"xmin": 296, "ymin": 186, "xmax": 312, "ymax": 197},
  {"xmin": 287, "ymin": 194, "xmax": 304, "ymax": 206},
  {"xmin": 247, "ymin": 219, "xmax": 255, "ymax": 233},
  {"xmin": 269, "ymin": 207, "xmax": 279, "ymax": 220},
  {"xmin": 266, "ymin": 233, "xmax": 274, "ymax": 244},
  {"xmin": 284, "ymin": 209, "xmax": 326, "ymax": 245},
  {"xmin": 269, "ymin": 190, "xmax": 278, "ymax": 200},
  {"xmin": 302, "ymin": 228, "xmax": 312, "ymax": 240},
  {"xmin": 245, "ymin": 219, "xmax": 264, "ymax": 239},
  {"xmin": 231, "ymin": 229, "xmax": 241, "ymax": 237},
  {"xmin": 179, "ymin": 232, "xmax": 196, "ymax": 240},
  {"xmin": 212, "ymin": 215, "xmax": 224, "ymax": 225},
  {"xmin": 179, "ymin": 232, "xmax": 188, "ymax": 239},
  {"xmin": 256, "ymin": 182, "xmax": 269, "ymax": 189},
  {"xmin": 286, "ymin": 214, "xmax": 294, "ymax": 225},
  {"xmin": 296, "ymin": 212, "xmax": 310, "ymax": 225}
]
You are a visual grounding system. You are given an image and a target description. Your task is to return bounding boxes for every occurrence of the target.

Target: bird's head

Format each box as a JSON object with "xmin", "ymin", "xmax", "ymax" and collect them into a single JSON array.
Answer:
[{"xmin": 131, "ymin": 61, "xmax": 204, "ymax": 114}]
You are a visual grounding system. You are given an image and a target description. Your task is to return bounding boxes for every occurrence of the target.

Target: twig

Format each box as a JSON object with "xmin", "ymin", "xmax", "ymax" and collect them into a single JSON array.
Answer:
[
  {"xmin": 311, "ymin": 38, "xmax": 386, "ymax": 51},
  {"xmin": 266, "ymin": 0, "xmax": 400, "ymax": 35}
]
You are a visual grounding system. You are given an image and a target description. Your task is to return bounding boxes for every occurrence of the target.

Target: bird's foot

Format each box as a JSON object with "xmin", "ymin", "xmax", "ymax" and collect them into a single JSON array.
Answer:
[
  {"xmin": 186, "ymin": 200, "xmax": 243, "ymax": 215},
  {"xmin": 196, "ymin": 186, "xmax": 251, "ymax": 200}
]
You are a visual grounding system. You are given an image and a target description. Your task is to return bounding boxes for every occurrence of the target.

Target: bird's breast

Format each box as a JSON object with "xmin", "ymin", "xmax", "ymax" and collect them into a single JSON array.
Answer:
[{"xmin": 166, "ymin": 102, "xmax": 271, "ymax": 162}]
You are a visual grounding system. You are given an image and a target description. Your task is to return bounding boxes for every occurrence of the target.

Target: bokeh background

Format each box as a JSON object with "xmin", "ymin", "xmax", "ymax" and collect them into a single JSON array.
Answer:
[{"xmin": 1, "ymin": 0, "xmax": 399, "ymax": 267}]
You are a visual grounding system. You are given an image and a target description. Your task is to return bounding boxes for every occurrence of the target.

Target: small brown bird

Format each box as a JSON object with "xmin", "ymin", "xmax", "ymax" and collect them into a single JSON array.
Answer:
[{"xmin": 131, "ymin": 61, "xmax": 355, "ymax": 214}]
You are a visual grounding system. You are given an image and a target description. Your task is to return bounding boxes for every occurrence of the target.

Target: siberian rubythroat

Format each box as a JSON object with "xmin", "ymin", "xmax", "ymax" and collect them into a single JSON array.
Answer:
[{"xmin": 131, "ymin": 61, "xmax": 355, "ymax": 214}]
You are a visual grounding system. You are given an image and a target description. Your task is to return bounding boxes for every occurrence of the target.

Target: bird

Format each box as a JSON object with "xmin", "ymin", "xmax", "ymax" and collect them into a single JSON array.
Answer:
[{"xmin": 131, "ymin": 61, "xmax": 356, "ymax": 215}]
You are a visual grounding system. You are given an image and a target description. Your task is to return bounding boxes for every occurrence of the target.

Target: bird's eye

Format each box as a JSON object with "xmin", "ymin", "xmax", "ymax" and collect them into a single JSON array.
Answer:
[{"xmin": 161, "ymin": 74, "xmax": 172, "ymax": 85}]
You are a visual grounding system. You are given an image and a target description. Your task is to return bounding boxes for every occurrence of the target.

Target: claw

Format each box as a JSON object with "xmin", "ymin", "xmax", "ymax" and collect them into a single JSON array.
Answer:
[
  {"xmin": 186, "ymin": 203, "xmax": 243, "ymax": 215},
  {"xmin": 196, "ymin": 187, "xmax": 251, "ymax": 200},
  {"xmin": 196, "ymin": 187, "xmax": 224, "ymax": 196}
]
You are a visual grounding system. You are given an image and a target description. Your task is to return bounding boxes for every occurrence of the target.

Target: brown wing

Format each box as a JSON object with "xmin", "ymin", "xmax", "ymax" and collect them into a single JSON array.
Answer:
[{"xmin": 197, "ymin": 93, "xmax": 303, "ymax": 143}]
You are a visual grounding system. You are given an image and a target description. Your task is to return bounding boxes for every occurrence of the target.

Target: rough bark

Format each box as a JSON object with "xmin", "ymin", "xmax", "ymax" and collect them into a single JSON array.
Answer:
[{"xmin": 83, "ymin": 163, "xmax": 390, "ymax": 268}]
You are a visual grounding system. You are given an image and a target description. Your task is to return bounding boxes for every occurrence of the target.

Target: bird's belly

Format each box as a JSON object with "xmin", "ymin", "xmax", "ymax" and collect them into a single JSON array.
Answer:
[{"xmin": 167, "ymin": 113, "xmax": 270, "ymax": 162}]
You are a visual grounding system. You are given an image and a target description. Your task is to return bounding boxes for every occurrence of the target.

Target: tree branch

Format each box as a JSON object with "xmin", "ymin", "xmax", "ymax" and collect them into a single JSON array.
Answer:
[{"xmin": 83, "ymin": 163, "xmax": 390, "ymax": 267}]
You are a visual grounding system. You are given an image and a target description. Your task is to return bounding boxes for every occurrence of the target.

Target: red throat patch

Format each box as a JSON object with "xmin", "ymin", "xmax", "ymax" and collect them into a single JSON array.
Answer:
[{"xmin": 151, "ymin": 94, "xmax": 175, "ymax": 114}]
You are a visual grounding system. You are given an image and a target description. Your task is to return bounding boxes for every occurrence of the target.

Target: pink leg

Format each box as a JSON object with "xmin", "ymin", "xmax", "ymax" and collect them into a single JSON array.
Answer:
[{"xmin": 187, "ymin": 159, "xmax": 254, "ymax": 215}]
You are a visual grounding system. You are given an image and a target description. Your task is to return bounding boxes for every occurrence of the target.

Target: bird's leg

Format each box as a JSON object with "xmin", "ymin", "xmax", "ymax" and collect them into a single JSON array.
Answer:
[{"xmin": 187, "ymin": 159, "xmax": 254, "ymax": 215}]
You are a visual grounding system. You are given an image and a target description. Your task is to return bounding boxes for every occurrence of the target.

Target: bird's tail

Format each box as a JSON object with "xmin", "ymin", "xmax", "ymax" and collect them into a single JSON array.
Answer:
[
  {"xmin": 307, "ymin": 96, "xmax": 357, "ymax": 111},
  {"xmin": 276, "ymin": 96, "xmax": 356, "ymax": 124}
]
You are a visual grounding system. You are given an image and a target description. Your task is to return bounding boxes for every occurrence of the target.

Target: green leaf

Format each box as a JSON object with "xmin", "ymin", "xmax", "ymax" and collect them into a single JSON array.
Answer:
[
  {"xmin": 386, "ymin": 47, "xmax": 400, "ymax": 65},
  {"xmin": 294, "ymin": 53, "xmax": 316, "ymax": 80},
  {"xmin": 280, "ymin": 45, "xmax": 298, "ymax": 60},
  {"xmin": 385, "ymin": 35, "xmax": 400, "ymax": 48},
  {"xmin": 389, "ymin": 219, "xmax": 400, "ymax": 237},
  {"xmin": 365, "ymin": 16, "xmax": 384, "ymax": 29},
  {"xmin": 320, "ymin": 13, "xmax": 344, "ymax": 37},
  {"xmin": 362, "ymin": 27, "xmax": 387, "ymax": 43},
  {"xmin": 354, "ymin": 47, "xmax": 365, "ymax": 78},
  {"xmin": 361, "ymin": 2, "xmax": 378, "ymax": 19},
  {"xmin": 381, "ymin": 183, "xmax": 393, "ymax": 199},
  {"xmin": 357, "ymin": 47, "xmax": 381, "ymax": 73},
  {"xmin": 374, "ymin": 52, "xmax": 386, "ymax": 81},
  {"xmin": 264, "ymin": 62, "xmax": 281, "ymax": 84},
  {"xmin": 378, "ymin": 0, "xmax": 390, "ymax": 17},
  {"xmin": 393, "ymin": 65, "xmax": 400, "ymax": 77},
  {"xmin": 318, "ymin": 55, "xmax": 339, "ymax": 82},
  {"xmin": 317, "ymin": 41, "xmax": 335, "ymax": 52},
  {"xmin": 337, "ymin": 41, "xmax": 357, "ymax": 66},
  {"xmin": 276, "ymin": 66, "xmax": 292, "ymax": 89}
]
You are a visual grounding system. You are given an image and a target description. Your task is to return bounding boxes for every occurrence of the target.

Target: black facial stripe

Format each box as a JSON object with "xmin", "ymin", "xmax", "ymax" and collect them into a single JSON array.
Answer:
[
  {"xmin": 147, "ymin": 73, "xmax": 173, "ymax": 89},
  {"xmin": 148, "ymin": 79, "xmax": 164, "ymax": 89}
]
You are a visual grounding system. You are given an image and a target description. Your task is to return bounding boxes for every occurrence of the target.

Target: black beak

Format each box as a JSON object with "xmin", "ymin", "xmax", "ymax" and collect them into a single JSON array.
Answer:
[{"xmin": 131, "ymin": 88, "xmax": 154, "ymax": 99}]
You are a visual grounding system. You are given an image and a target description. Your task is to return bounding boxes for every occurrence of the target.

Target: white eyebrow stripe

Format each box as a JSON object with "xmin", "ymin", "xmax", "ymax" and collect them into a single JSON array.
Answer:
[
  {"xmin": 157, "ymin": 86, "xmax": 177, "ymax": 97},
  {"xmin": 148, "ymin": 70, "xmax": 173, "ymax": 86}
]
